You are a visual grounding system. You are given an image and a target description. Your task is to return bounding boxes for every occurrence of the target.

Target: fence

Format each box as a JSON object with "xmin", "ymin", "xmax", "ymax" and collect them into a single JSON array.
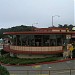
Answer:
[{"xmin": 9, "ymin": 69, "xmax": 75, "ymax": 75}]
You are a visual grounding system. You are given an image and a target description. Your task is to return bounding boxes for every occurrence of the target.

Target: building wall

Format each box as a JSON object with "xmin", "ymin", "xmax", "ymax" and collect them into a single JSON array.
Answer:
[
  {"xmin": 16, "ymin": 54, "xmax": 52, "ymax": 58},
  {"xmin": 10, "ymin": 45, "xmax": 63, "ymax": 53}
]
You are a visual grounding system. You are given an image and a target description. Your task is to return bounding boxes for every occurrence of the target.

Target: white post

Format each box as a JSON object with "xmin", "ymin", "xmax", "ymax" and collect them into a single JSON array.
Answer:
[
  {"xmin": 52, "ymin": 15, "xmax": 60, "ymax": 27},
  {"xmin": 71, "ymin": 51, "xmax": 72, "ymax": 59}
]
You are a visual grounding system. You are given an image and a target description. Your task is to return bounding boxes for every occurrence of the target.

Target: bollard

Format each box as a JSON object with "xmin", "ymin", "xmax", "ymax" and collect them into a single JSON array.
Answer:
[
  {"xmin": 70, "ymin": 69, "xmax": 71, "ymax": 75},
  {"xmin": 49, "ymin": 70, "xmax": 50, "ymax": 75},
  {"xmin": 27, "ymin": 70, "xmax": 29, "ymax": 75}
]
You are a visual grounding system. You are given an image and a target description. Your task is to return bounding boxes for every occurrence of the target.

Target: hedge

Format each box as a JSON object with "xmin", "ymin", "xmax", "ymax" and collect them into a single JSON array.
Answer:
[{"xmin": 0, "ymin": 56, "xmax": 58, "ymax": 65}]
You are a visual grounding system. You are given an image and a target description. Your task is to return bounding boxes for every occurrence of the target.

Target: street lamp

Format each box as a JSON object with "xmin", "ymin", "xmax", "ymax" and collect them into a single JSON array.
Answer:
[
  {"xmin": 52, "ymin": 15, "xmax": 60, "ymax": 27},
  {"xmin": 32, "ymin": 22, "xmax": 38, "ymax": 27},
  {"xmin": 32, "ymin": 22, "xmax": 38, "ymax": 30}
]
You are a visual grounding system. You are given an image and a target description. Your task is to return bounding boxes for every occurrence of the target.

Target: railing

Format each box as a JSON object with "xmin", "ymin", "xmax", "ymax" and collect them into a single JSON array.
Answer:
[
  {"xmin": 9, "ymin": 69, "xmax": 75, "ymax": 75},
  {"xmin": 3, "ymin": 44, "xmax": 63, "ymax": 54},
  {"xmin": 10, "ymin": 45, "xmax": 62, "ymax": 51}
]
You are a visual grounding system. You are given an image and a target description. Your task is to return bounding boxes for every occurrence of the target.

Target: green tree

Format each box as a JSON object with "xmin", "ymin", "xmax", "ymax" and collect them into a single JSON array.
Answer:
[
  {"xmin": 58, "ymin": 24, "xmax": 63, "ymax": 28},
  {"xmin": 68, "ymin": 24, "xmax": 73, "ymax": 31},
  {"xmin": 0, "ymin": 65, "xmax": 10, "ymax": 75},
  {"xmin": 63, "ymin": 24, "xmax": 68, "ymax": 28}
]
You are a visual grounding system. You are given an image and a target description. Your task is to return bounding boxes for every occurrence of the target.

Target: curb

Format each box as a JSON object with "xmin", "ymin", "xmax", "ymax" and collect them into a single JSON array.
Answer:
[{"xmin": 0, "ymin": 58, "xmax": 75, "ymax": 66}]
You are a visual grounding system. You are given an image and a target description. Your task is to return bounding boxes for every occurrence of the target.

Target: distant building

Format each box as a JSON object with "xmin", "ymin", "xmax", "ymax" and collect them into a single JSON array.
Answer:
[{"xmin": 3, "ymin": 27, "xmax": 75, "ymax": 58}]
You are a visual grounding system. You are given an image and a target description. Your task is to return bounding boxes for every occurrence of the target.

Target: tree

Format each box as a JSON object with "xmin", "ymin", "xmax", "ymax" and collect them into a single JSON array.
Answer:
[
  {"xmin": 63, "ymin": 24, "xmax": 68, "ymax": 28},
  {"xmin": 0, "ymin": 49, "xmax": 9, "ymax": 55},
  {"xmin": 68, "ymin": 24, "xmax": 73, "ymax": 31},
  {"xmin": 0, "ymin": 65, "xmax": 10, "ymax": 75},
  {"xmin": 58, "ymin": 24, "xmax": 63, "ymax": 28},
  {"xmin": 0, "ymin": 25, "xmax": 34, "ymax": 39}
]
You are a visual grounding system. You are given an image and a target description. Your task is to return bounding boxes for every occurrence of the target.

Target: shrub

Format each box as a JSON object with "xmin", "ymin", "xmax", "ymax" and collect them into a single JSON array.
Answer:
[
  {"xmin": 0, "ymin": 49, "xmax": 9, "ymax": 55},
  {"xmin": 0, "ymin": 56, "xmax": 58, "ymax": 65},
  {"xmin": 0, "ymin": 65, "xmax": 10, "ymax": 75}
]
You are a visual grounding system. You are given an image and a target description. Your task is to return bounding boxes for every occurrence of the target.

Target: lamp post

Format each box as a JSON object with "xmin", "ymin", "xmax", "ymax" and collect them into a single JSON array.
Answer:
[
  {"xmin": 52, "ymin": 15, "xmax": 60, "ymax": 27},
  {"xmin": 32, "ymin": 22, "xmax": 38, "ymax": 27},
  {"xmin": 48, "ymin": 66, "xmax": 52, "ymax": 75},
  {"xmin": 32, "ymin": 22, "xmax": 38, "ymax": 30}
]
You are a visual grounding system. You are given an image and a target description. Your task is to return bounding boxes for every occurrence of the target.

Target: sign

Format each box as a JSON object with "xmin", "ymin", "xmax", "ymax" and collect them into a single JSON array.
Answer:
[
  {"xmin": 66, "ymin": 35, "xmax": 71, "ymax": 39},
  {"xmin": 69, "ymin": 46, "xmax": 74, "ymax": 51},
  {"xmin": 72, "ymin": 27, "xmax": 75, "ymax": 30}
]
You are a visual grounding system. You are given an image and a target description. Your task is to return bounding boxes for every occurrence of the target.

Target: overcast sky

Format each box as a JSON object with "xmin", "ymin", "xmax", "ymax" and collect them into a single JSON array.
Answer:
[{"xmin": 0, "ymin": 0, "xmax": 74, "ymax": 28}]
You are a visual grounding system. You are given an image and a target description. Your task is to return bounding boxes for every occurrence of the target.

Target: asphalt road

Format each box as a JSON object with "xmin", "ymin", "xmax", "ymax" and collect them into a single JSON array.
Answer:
[{"xmin": 3, "ymin": 60, "xmax": 75, "ymax": 75}]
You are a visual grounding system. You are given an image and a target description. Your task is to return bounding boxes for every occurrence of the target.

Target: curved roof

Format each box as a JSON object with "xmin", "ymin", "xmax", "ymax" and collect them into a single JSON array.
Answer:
[
  {"xmin": 3, "ymin": 31, "xmax": 75, "ymax": 35},
  {"xmin": 3, "ymin": 27, "xmax": 75, "ymax": 35}
]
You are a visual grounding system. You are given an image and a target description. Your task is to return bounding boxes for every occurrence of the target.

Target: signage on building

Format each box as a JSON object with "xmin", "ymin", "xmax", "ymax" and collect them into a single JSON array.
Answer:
[
  {"xmin": 66, "ymin": 35, "xmax": 71, "ymax": 39},
  {"xmin": 72, "ymin": 34, "xmax": 75, "ymax": 38},
  {"xmin": 72, "ymin": 27, "xmax": 75, "ymax": 30},
  {"xmin": 69, "ymin": 46, "xmax": 74, "ymax": 51},
  {"xmin": 67, "ymin": 44, "xmax": 74, "ymax": 51}
]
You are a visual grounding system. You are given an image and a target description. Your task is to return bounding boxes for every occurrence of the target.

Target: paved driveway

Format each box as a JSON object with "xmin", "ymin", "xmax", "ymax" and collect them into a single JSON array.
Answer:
[{"xmin": 3, "ymin": 60, "xmax": 75, "ymax": 75}]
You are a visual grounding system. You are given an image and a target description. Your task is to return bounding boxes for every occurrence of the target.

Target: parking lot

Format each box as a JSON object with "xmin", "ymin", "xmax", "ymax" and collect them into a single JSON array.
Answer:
[{"xmin": 9, "ymin": 69, "xmax": 75, "ymax": 75}]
